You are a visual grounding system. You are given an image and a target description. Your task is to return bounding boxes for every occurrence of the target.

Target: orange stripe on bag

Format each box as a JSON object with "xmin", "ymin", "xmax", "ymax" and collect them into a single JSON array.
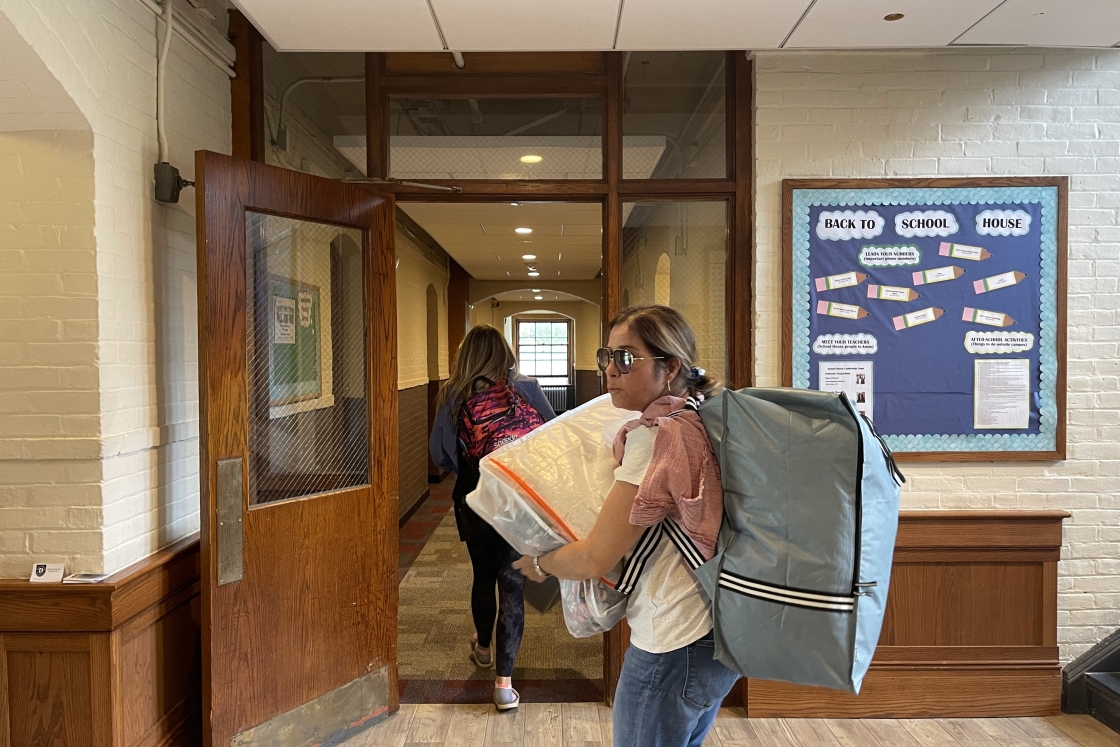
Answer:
[{"xmin": 489, "ymin": 459, "xmax": 580, "ymax": 542}]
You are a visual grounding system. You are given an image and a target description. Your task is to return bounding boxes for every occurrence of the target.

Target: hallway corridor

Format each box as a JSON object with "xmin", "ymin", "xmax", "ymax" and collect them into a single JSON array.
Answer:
[{"xmin": 397, "ymin": 480, "xmax": 604, "ymax": 703}]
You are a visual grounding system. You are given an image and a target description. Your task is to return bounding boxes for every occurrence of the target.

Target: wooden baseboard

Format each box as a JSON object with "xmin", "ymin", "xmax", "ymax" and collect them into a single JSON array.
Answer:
[
  {"xmin": 744, "ymin": 510, "xmax": 1068, "ymax": 718},
  {"xmin": 0, "ymin": 535, "xmax": 201, "ymax": 747}
]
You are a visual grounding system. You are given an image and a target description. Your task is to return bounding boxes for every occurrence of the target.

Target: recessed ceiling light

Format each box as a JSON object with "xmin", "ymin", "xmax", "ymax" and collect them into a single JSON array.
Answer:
[
  {"xmin": 532, "ymin": 288, "xmax": 540, "ymax": 292},
  {"xmin": 522, "ymin": 254, "xmax": 537, "ymax": 260},
  {"xmin": 520, "ymin": 155, "xmax": 542, "ymax": 164},
  {"xmin": 510, "ymin": 202, "xmax": 520, "ymax": 206},
  {"xmin": 528, "ymin": 271, "xmax": 540, "ymax": 277},
  {"xmin": 884, "ymin": 12, "xmax": 904, "ymax": 20},
  {"xmin": 515, "ymin": 227, "xmax": 532, "ymax": 234},
  {"xmin": 534, "ymin": 295, "xmax": 543, "ymax": 300}
]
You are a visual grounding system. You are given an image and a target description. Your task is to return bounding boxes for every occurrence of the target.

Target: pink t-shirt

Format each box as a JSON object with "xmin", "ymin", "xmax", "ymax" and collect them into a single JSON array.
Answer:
[{"xmin": 612, "ymin": 396, "xmax": 723, "ymax": 560}]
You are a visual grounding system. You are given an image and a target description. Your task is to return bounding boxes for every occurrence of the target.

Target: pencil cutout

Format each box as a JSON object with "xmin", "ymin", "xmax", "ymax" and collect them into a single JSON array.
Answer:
[
  {"xmin": 974, "ymin": 271, "xmax": 1027, "ymax": 294},
  {"xmin": 912, "ymin": 266, "xmax": 965, "ymax": 286},
  {"xmin": 815, "ymin": 271, "xmax": 868, "ymax": 292},
  {"xmin": 939, "ymin": 242, "xmax": 992, "ymax": 261},
  {"xmin": 867, "ymin": 284, "xmax": 920, "ymax": 302},
  {"xmin": 817, "ymin": 300, "xmax": 870, "ymax": 320},
  {"xmin": 962, "ymin": 307, "xmax": 1015, "ymax": 327},
  {"xmin": 893, "ymin": 307, "xmax": 945, "ymax": 331}
]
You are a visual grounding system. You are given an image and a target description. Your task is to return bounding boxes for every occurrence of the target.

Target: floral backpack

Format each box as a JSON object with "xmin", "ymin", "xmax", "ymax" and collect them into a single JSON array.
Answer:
[{"xmin": 457, "ymin": 379, "xmax": 546, "ymax": 462}]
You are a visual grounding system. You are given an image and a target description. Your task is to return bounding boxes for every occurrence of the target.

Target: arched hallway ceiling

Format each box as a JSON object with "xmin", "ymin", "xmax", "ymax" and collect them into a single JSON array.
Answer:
[
  {"xmin": 0, "ymin": 12, "xmax": 87, "ymax": 132},
  {"xmin": 235, "ymin": 0, "xmax": 1120, "ymax": 52},
  {"xmin": 489, "ymin": 289, "xmax": 596, "ymax": 305}
]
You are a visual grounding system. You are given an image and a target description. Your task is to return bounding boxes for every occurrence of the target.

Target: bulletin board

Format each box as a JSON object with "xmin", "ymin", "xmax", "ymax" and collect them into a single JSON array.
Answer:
[
  {"xmin": 268, "ymin": 275, "xmax": 322, "ymax": 407},
  {"xmin": 782, "ymin": 178, "xmax": 1067, "ymax": 461}
]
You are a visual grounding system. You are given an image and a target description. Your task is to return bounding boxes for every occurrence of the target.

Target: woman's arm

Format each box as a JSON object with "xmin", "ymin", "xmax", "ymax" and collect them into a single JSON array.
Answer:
[{"xmin": 513, "ymin": 479, "xmax": 647, "ymax": 581}]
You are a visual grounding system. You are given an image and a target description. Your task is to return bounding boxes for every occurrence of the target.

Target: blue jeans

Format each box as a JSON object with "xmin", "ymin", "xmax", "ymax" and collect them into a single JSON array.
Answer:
[{"xmin": 612, "ymin": 633, "xmax": 741, "ymax": 747}]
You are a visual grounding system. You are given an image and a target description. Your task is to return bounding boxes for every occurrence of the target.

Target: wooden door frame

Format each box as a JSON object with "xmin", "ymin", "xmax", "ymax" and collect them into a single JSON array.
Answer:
[{"xmin": 232, "ymin": 43, "xmax": 754, "ymax": 704}]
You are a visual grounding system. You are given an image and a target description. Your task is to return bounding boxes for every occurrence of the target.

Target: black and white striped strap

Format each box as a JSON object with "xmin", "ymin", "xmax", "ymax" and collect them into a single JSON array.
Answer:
[
  {"xmin": 616, "ymin": 518, "xmax": 704, "ymax": 595},
  {"xmin": 715, "ymin": 569, "xmax": 856, "ymax": 613}
]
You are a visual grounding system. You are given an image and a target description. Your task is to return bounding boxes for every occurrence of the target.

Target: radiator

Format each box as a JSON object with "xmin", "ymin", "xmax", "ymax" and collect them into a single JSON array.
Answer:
[{"xmin": 540, "ymin": 385, "xmax": 573, "ymax": 414}]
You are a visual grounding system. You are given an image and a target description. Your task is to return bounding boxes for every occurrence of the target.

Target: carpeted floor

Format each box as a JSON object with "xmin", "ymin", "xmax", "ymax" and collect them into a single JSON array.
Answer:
[{"xmin": 397, "ymin": 480, "xmax": 604, "ymax": 703}]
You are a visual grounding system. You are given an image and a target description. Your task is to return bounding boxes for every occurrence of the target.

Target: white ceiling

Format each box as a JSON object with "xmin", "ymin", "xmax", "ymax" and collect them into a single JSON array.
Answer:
[
  {"xmin": 399, "ymin": 202, "xmax": 603, "ymax": 281},
  {"xmin": 235, "ymin": 0, "xmax": 1120, "ymax": 51}
]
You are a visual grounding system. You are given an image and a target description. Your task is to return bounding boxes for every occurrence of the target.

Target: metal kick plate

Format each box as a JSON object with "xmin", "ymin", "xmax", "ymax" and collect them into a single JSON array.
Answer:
[{"xmin": 216, "ymin": 457, "xmax": 244, "ymax": 585}]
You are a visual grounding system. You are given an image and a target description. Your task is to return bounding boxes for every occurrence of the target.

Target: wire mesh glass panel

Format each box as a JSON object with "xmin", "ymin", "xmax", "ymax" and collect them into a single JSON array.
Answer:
[
  {"xmin": 517, "ymin": 320, "xmax": 571, "ymax": 386},
  {"xmin": 623, "ymin": 52, "xmax": 727, "ymax": 179},
  {"xmin": 389, "ymin": 98, "xmax": 603, "ymax": 180},
  {"xmin": 245, "ymin": 212, "xmax": 369, "ymax": 506},
  {"xmin": 622, "ymin": 202, "xmax": 728, "ymax": 382}
]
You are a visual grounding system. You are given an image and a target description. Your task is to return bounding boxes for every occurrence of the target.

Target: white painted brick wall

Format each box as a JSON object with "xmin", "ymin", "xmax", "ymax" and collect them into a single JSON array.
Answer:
[
  {"xmin": 753, "ymin": 48, "xmax": 1120, "ymax": 662},
  {"xmin": 1, "ymin": 0, "xmax": 231, "ymax": 576}
]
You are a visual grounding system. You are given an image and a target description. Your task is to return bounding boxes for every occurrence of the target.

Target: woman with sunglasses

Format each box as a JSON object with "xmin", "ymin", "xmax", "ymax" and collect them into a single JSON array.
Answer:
[{"xmin": 513, "ymin": 305, "xmax": 737, "ymax": 747}]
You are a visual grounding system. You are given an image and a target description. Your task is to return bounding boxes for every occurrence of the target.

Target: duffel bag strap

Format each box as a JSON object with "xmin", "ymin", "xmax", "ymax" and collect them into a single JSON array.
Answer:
[{"xmin": 616, "ymin": 517, "xmax": 705, "ymax": 595}]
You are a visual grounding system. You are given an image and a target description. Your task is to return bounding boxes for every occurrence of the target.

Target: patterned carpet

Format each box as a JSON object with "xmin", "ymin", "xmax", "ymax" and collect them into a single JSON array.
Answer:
[{"xmin": 397, "ymin": 480, "xmax": 604, "ymax": 703}]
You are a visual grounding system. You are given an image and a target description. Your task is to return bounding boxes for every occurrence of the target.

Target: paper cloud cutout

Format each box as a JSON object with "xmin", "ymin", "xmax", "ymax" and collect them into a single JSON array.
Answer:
[
  {"xmin": 976, "ymin": 209, "xmax": 1031, "ymax": 237},
  {"xmin": 964, "ymin": 331, "xmax": 1035, "ymax": 354},
  {"xmin": 894, "ymin": 210, "xmax": 959, "ymax": 238},
  {"xmin": 816, "ymin": 210, "xmax": 885, "ymax": 241},
  {"xmin": 859, "ymin": 245, "xmax": 921, "ymax": 267},
  {"xmin": 813, "ymin": 333, "xmax": 879, "ymax": 355}
]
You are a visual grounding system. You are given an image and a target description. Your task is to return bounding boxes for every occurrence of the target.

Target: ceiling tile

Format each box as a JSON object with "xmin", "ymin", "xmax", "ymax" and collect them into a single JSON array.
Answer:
[
  {"xmin": 429, "ymin": 0, "xmax": 619, "ymax": 51},
  {"xmin": 956, "ymin": 0, "xmax": 1120, "ymax": 47},
  {"xmin": 234, "ymin": 0, "xmax": 443, "ymax": 51},
  {"xmin": 616, "ymin": 0, "xmax": 811, "ymax": 50},
  {"xmin": 786, "ymin": 0, "xmax": 1004, "ymax": 48}
]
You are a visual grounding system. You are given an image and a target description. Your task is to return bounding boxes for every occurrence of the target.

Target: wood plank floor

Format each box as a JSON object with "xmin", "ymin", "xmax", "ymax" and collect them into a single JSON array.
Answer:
[{"xmin": 342, "ymin": 705, "xmax": 1120, "ymax": 747}]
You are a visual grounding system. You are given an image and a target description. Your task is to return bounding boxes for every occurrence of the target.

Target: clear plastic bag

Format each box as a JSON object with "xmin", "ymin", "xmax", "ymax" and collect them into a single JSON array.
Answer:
[{"xmin": 559, "ymin": 574, "xmax": 629, "ymax": 638}]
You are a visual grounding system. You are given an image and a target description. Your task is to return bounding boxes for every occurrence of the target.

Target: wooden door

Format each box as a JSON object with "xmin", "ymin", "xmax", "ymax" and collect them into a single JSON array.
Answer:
[{"xmin": 195, "ymin": 151, "xmax": 398, "ymax": 747}]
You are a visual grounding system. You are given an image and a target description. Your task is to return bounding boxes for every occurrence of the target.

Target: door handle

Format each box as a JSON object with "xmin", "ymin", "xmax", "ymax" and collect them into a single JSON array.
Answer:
[{"xmin": 216, "ymin": 457, "xmax": 245, "ymax": 585}]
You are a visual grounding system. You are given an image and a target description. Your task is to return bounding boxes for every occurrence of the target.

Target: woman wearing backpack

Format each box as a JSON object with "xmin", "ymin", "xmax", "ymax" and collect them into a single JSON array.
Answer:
[
  {"xmin": 429, "ymin": 324, "xmax": 555, "ymax": 710},
  {"xmin": 513, "ymin": 305, "xmax": 737, "ymax": 747}
]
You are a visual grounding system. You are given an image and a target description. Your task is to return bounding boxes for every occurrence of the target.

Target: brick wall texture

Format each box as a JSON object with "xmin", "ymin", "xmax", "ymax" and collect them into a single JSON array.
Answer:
[{"xmin": 753, "ymin": 49, "xmax": 1120, "ymax": 663}]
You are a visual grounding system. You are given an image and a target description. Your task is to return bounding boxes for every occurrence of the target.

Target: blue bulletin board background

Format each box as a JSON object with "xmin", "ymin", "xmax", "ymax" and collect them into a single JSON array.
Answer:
[{"xmin": 788, "ymin": 184, "xmax": 1061, "ymax": 454}]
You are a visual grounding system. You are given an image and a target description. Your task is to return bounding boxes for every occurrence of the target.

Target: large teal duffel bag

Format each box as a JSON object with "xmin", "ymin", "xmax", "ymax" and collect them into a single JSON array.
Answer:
[{"xmin": 644, "ymin": 388, "xmax": 904, "ymax": 694}]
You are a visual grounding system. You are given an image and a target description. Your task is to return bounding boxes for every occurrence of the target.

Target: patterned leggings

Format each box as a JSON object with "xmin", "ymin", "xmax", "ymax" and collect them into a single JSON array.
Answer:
[{"xmin": 463, "ymin": 531, "xmax": 526, "ymax": 678}]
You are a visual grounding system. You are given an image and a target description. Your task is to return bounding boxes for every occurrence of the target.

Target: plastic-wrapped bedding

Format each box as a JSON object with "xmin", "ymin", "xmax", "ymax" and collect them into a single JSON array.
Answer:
[{"xmin": 466, "ymin": 394, "xmax": 639, "ymax": 637}]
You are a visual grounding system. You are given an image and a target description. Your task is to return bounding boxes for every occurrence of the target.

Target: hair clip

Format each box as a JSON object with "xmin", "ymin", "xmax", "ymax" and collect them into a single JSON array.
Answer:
[{"xmin": 690, "ymin": 367, "xmax": 706, "ymax": 379}]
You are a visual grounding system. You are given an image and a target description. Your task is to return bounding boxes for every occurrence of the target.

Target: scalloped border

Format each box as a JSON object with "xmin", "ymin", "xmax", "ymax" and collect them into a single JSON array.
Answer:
[{"xmin": 791, "ymin": 187, "xmax": 1058, "ymax": 453}]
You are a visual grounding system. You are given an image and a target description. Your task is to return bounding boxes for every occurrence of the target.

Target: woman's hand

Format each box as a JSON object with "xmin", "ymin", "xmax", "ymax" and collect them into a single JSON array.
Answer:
[{"xmin": 514, "ymin": 554, "xmax": 547, "ymax": 582}]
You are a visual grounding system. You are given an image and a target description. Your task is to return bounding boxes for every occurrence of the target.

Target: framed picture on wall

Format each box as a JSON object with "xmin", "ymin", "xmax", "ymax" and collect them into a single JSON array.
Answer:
[{"xmin": 782, "ymin": 177, "xmax": 1067, "ymax": 461}]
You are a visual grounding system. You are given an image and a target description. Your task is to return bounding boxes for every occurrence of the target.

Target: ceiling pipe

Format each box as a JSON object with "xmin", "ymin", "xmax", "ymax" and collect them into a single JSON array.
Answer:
[
  {"xmin": 452, "ymin": 51, "xmax": 466, "ymax": 69},
  {"xmin": 275, "ymin": 76, "xmax": 364, "ymax": 150},
  {"xmin": 505, "ymin": 108, "xmax": 569, "ymax": 136}
]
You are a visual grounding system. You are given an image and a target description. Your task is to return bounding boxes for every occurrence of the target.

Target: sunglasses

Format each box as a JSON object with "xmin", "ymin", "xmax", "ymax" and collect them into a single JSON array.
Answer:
[{"xmin": 596, "ymin": 347, "xmax": 665, "ymax": 374}]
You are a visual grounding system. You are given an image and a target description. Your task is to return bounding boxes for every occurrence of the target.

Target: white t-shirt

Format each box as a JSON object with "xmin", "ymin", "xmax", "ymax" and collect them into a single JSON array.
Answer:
[{"xmin": 614, "ymin": 424, "xmax": 713, "ymax": 654}]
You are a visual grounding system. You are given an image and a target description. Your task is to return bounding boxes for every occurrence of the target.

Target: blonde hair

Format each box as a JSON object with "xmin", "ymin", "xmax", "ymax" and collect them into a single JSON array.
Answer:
[
  {"xmin": 437, "ymin": 325, "xmax": 518, "ymax": 412},
  {"xmin": 608, "ymin": 305, "xmax": 722, "ymax": 401}
]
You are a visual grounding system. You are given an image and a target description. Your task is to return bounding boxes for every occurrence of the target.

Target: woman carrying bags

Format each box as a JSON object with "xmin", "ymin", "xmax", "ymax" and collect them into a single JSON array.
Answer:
[
  {"xmin": 429, "ymin": 325, "xmax": 555, "ymax": 711},
  {"xmin": 513, "ymin": 305, "xmax": 737, "ymax": 747}
]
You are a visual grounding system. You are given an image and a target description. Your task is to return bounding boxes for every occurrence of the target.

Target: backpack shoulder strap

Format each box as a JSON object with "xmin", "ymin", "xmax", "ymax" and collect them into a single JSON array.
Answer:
[{"xmin": 615, "ymin": 517, "xmax": 704, "ymax": 595}]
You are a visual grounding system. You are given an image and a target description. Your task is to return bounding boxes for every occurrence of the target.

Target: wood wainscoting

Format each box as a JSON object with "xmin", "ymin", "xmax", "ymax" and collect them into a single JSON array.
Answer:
[
  {"xmin": 745, "ymin": 510, "xmax": 1068, "ymax": 718},
  {"xmin": 0, "ymin": 535, "xmax": 201, "ymax": 747}
]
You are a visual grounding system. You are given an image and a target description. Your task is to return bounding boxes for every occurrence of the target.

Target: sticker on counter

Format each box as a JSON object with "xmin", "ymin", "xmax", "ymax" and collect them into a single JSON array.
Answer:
[
  {"xmin": 858, "ymin": 245, "xmax": 921, "ymax": 267},
  {"xmin": 812, "ymin": 333, "xmax": 879, "ymax": 355},
  {"xmin": 939, "ymin": 242, "xmax": 991, "ymax": 261},
  {"xmin": 962, "ymin": 307, "xmax": 1015, "ymax": 327},
  {"xmin": 974, "ymin": 271, "xmax": 1026, "ymax": 294},
  {"xmin": 912, "ymin": 266, "xmax": 965, "ymax": 286},
  {"xmin": 867, "ymin": 284, "xmax": 920, "ymax": 302},
  {"xmin": 965, "ymin": 331, "xmax": 1035, "ymax": 354},
  {"xmin": 893, "ymin": 307, "xmax": 944, "ymax": 331},
  {"xmin": 816, "ymin": 301, "xmax": 869, "ymax": 320},
  {"xmin": 815, "ymin": 271, "xmax": 868, "ymax": 291}
]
